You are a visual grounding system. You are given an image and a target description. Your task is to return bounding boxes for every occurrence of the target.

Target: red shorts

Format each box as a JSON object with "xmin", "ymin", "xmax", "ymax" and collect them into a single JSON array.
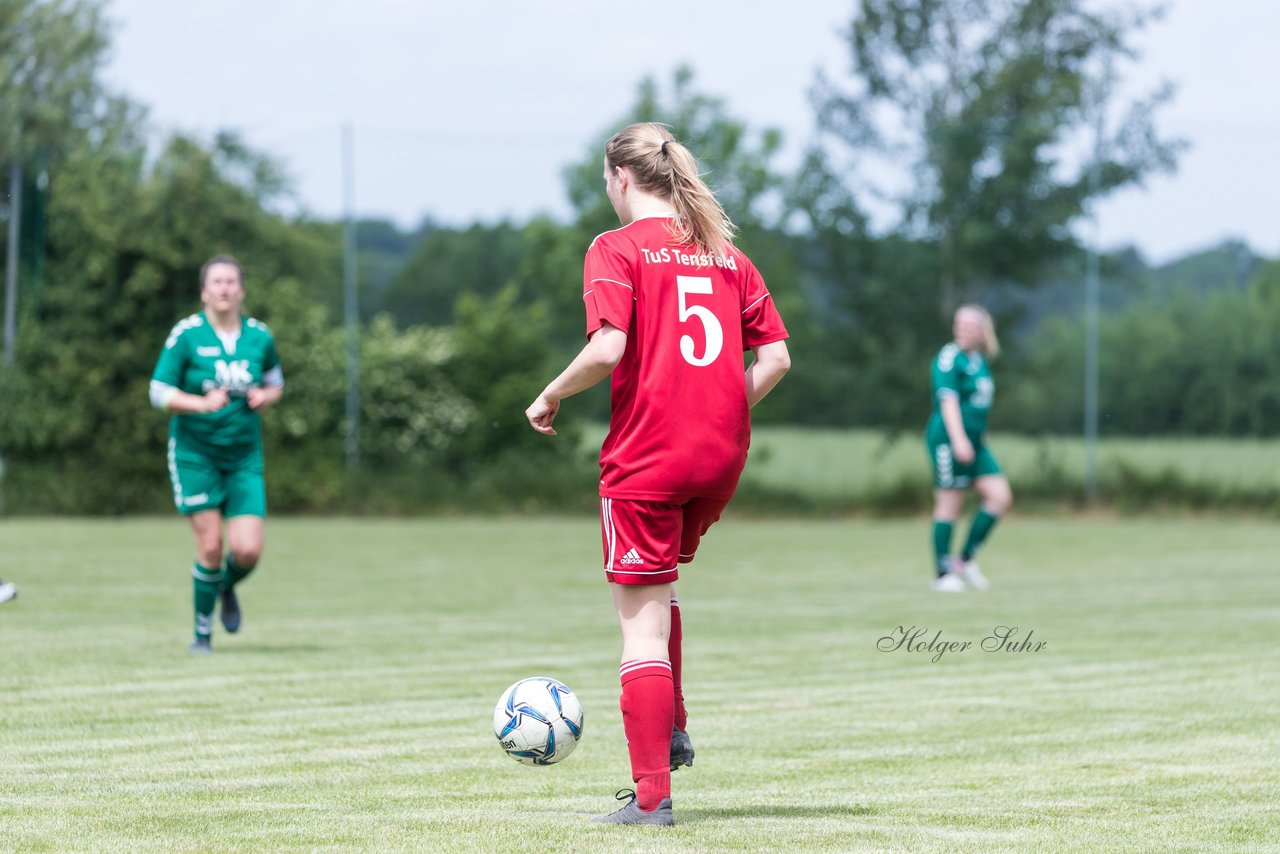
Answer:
[{"xmin": 599, "ymin": 495, "xmax": 731, "ymax": 585}]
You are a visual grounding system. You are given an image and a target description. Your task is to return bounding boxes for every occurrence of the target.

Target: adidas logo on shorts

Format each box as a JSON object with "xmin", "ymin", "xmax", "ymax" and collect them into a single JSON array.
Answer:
[{"xmin": 619, "ymin": 548, "xmax": 644, "ymax": 566}]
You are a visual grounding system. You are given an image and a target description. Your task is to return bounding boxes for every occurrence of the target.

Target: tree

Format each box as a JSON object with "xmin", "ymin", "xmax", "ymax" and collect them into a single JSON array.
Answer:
[
  {"xmin": 0, "ymin": 0, "xmax": 107, "ymax": 158},
  {"xmin": 352, "ymin": 217, "xmax": 437, "ymax": 321},
  {"xmin": 381, "ymin": 221, "xmax": 528, "ymax": 326},
  {"xmin": 814, "ymin": 0, "xmax": 1184, "ymax": 314},
  {"xmin": 563, "ymin": 66, "xmax": 789, "ymax": 240},
  {"xmin": 1, "ymin": 0, "xmax": 112, "ymax": 364}
]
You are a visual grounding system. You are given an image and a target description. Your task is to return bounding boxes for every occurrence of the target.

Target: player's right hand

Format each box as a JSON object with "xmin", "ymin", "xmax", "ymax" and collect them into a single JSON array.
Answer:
[
  {"xmin": 203, "ymin": 387, "xmax": 230, "ymax": 412},
  {"xmin": 525, "ymin": 395, "xmax": 559, "ymax": 436},
  {"xmin": 953, "ymin": 438, "xmax": 975, "ymax": 464}
]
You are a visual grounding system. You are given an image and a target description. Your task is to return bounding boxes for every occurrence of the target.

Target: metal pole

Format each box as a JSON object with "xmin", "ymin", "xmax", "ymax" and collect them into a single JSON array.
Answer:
[
  {"xmin": 3, "ymin": 158, "xmax": 21, "ymax": 368},
  {"xmin": 342, "ymin": 124, "xmax": 360, "ymax": 471},
  {"xmin": 1083, "ymin": 205, "xmax": 1099, "ymax": 503},
  {"xmin": 1083, "ymin": 75, "xmax": 1107, "ymax": 504}
]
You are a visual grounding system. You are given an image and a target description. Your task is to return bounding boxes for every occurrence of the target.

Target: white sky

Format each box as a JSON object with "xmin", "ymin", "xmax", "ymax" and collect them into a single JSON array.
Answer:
[{"xmin": 102, "ymin": 0, "xmax": 1279, "ymax": 265}]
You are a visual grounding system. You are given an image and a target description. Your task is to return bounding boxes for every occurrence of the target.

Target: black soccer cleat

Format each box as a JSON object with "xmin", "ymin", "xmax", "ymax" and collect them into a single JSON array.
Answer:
[
  {"xmin": 670, "ymin": 726, "xmax": 695, "ymax": 770},
  {"xmin": 219, "ymin": 586, "xmax": 241, "ymax": 633},
  {"xmin": 592, "ymin": 789, "xmax": 674, "ymax": 826},
  {"xmin": 189, "ymin": 638, "xmax": 213, "ymax": 654}
]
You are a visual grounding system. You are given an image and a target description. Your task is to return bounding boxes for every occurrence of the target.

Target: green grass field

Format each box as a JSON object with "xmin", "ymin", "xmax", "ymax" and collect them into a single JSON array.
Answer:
[
  {"xmin": 740, "ymin": 428, "xmax": 1280, "ymax": 511},
  {"xmin": 2, "ymin": 516, "xmax": 1278, "ymax": 851}
]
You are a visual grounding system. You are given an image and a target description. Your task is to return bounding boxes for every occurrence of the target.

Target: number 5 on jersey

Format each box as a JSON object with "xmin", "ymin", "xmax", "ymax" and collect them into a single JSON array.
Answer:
[{"xmin": 677, "ymin": 275, "xmax": 723, "ymax": 367}]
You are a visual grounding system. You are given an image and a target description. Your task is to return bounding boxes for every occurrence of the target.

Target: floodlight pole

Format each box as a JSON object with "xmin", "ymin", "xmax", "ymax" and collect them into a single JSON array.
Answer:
[
  {"xmin": 1083, "ymin": 76, "xmax": 1107, "ymax": 504},
  {"xmin": 3, "ymin": 154, "xmax": 21, "ymax": 369},
  {"xmin": 1083, "ymin": 196, "xmax": 1100, "ymax": 503},
  {"xmin": 342, "ymin": 123, "xmax": 360, "ymax": 472}
]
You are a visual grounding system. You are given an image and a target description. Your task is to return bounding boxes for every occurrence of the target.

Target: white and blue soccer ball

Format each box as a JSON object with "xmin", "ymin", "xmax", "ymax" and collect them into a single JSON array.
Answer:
[{"xmin": 493, "ymin": 676, "xmax": 584, "ymax": 766}]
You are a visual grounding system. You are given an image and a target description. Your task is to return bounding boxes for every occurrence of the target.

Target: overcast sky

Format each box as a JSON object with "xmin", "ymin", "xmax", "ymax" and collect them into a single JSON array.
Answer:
[{"xmin": 102, "ymin": 1, "xmax": 1278, "ymax": 265}]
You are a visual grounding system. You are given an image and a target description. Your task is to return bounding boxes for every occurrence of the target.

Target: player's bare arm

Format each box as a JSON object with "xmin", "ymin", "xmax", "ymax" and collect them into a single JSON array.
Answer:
[
  {"xmin": 940, "ymin": 396, "xmax": 974, "ymax": 463},
  {"xmin": 744, "ymin": 340, "xmax": 791, "ymax": 409},
  {"xmin": 247, "ymin": 385, "xmax": 284, "ymax": 411},
  {"xmin": 526, "ymin": 324, "xmax": 627, "ymax": 436},
  {"xmin": 157, "ymin": 386, "xmax": 231, "ymax": 414}
]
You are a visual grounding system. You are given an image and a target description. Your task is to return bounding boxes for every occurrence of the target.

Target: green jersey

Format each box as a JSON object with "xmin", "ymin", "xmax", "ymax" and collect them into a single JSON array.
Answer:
[
  {"xmin": 927, "ymin": 343, "xmax": 994, "ymax": 441},
  {"xmin": 151, "ymin": 312, "xmax": 282, "ymax": 453}
]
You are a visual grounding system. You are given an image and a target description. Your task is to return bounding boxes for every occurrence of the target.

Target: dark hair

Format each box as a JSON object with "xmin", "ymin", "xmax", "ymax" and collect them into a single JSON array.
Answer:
[
  {"xmin": 604, "ymin": 122, "xmax": 735, "ymax": 256},
  {"xmin": 200, "ymin": 254, "xmax": 244, "ymax": 287}
]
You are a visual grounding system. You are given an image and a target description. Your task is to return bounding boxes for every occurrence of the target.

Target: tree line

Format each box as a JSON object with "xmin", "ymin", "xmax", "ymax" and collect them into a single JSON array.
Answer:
[{"xmin": 1, "ymin": 0, "xmax": 1275, "ymax": 514}]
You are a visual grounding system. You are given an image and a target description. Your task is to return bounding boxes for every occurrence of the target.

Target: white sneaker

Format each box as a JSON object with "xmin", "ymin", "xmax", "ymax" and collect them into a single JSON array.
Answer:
[
  {"xmin": 931, "ymin": 573, "xmax": 966, "ymax": 593},
  {"xmin": 960, "ymin": 560, "xmax": 990, "ymax": 591},
  {"xmin": 0, "ymin": 579, "xmax": 16, "ymax": 604}
]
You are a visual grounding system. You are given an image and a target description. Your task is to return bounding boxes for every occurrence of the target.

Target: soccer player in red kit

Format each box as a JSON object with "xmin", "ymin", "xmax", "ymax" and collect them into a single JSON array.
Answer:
[{"xmin": 526, "ymin": 122, "xmax": 791, "ymax": 826}]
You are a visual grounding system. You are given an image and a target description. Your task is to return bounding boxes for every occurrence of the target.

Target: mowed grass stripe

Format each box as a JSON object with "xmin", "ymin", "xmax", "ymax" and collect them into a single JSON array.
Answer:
[
  {"xmin": 741, "ymin": 427, "xmax": 1280, "ymax": 496},
  {"xmin": 1, "ymin": 516, "xmax": 1277, "ymax": 851}
]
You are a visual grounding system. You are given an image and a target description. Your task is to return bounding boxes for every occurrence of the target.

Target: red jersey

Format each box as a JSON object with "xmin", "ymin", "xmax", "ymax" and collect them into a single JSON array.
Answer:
[{"xmin": 583, "ymin": 216, "xmax": 789, "ymax": 501}]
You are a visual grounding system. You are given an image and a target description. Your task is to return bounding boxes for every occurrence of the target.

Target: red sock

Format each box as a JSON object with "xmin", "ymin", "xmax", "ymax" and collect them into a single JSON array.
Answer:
[
  {"xmin": 619, "ymin": 659, "xmax": 674, "ymax": 810},
  {"xmin": 669, "ymin": 597, "xmax": 687, "ymax": 731}
]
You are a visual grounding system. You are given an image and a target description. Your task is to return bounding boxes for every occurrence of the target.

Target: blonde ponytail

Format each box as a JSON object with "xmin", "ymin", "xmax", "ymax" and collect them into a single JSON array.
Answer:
[{"xmin": 604, "ymin": 123, "xmax": 736, "ymax": 257}]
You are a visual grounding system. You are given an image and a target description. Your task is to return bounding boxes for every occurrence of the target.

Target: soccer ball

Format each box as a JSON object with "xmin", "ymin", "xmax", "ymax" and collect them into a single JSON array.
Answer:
[{"xmin": 493, "ymin": 676, "xmax": 584, "ymax": 766}]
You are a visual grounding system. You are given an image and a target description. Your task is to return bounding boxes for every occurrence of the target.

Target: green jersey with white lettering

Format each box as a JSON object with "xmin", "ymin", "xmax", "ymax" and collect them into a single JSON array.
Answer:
[
  {"xmin": 927, "ymin": 343, "xmax": 994, "ymax": 442},
  {"xmin": 152, "ymin": 312, "xmax": 281, "ymax": 452}
]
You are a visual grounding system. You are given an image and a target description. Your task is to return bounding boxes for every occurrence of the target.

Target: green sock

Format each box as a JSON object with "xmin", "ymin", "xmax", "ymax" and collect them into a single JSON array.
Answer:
[
  {"xmin": 192, "ymin": 562, "xmax": 224, "ymax": 641},
  {"xmin": 226, "ymin": 554, "xmax": 255, "ymax": 588},
  {"xmin": 932, "ymin": 519, "xmax": 954, "ymax": 577},
  {"xmin": 961, "ymin": 510, "xmax": 1000, "ymax": 561}
]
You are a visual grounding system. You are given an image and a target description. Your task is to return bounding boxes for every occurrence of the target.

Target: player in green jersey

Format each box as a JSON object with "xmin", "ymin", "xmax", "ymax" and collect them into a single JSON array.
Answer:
[
  {"xmin": 925, "ymin": 305, "xmax": 1013, "ymax": 592},
  {"xmin": 150, "ymin": 255, "xmax": 284, "ymax": 652}
]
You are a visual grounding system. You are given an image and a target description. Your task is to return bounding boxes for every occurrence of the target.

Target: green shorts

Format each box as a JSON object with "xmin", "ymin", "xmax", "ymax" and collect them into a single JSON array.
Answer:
[
  {"xmin": 925, "ymin": 435, "xmax": 1003, "ymax": 489},
  {"xmin": 167, "ymin": 437, "xmax": 267, "ymax": 517}
]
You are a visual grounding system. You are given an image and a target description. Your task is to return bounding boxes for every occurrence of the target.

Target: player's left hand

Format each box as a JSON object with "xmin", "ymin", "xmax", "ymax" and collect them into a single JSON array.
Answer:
[
  {"xmin": 525, "ymin": 395, "xmax": 560, "ymax": 435},
  {"xmin": 246, "ymin": 387, "xmax": 273, "ymax": 411}
]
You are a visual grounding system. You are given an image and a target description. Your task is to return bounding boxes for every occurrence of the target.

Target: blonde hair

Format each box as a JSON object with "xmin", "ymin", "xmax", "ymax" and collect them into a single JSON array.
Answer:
[
  {"xmin": 604, "ymin": 122, "xmax": 736, "ymax": 257},
  {"xmin": 958, "ymin": 304, "xmax": 1000, "ymax": 358}
]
